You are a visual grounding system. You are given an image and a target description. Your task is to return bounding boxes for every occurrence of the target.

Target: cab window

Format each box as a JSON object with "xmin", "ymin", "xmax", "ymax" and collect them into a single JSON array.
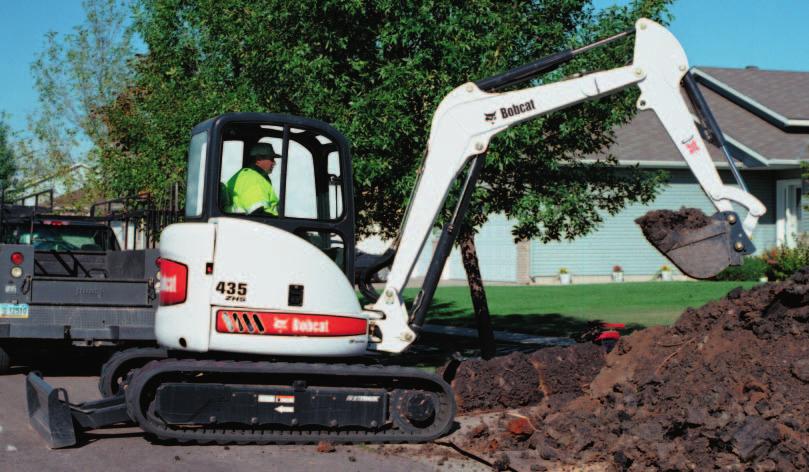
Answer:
[
  {"xmin": 218, "ymin": 122, "xmax": 344, "ymax": 221},
  {"xmin": 185, "ymin": 131, "xmax": 208, "ymax": 218}
]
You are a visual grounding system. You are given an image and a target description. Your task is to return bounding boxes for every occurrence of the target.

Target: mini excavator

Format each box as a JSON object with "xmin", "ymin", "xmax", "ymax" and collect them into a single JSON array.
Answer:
[{"xmin": 27, "ymin": 19, "xmax": 765, "ymax": 448}]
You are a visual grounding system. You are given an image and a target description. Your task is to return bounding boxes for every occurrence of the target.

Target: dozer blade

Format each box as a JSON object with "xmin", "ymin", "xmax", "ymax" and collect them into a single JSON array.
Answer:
[
  {"xmin": 26, "ymin": 372, "xmax": 77, "ymax": 449},
  {"xmin": 642, "ymin": 211, "xmax": 755, "ymax": 279}
]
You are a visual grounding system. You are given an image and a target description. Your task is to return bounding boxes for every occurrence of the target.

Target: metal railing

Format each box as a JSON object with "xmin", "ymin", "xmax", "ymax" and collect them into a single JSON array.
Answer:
[
  {"xmin": 1, "ymin": 188, "xmax": 55, "ymax": 244},
  {"xmin": 2, "ymin": 185, "xmax": 182, "ymax": 251},
  {"xmin": 90, "ymin": 184, "xmax": 182, "ymax": 250}
]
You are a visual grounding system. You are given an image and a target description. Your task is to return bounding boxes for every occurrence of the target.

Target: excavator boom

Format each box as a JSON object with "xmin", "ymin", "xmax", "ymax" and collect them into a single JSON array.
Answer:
[{"xmin": 368, "ymin": 18, "xmax": 766, "ymax": 353}]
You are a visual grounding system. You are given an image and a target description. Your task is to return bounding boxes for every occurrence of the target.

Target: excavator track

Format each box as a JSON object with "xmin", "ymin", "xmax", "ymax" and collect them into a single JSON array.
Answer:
[
  {"xmin": 98, "ymin": 347, "xmax": 169, "ymax": 397},
  {"xmin": 124, "ymin": 359, "xmax": 455, "ymax": 445}
]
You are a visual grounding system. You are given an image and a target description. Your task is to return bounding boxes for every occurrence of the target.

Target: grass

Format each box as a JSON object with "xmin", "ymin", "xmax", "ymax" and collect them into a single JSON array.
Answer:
[{"xmin": 405, "ymin": 281, "xmax": 757, "ymax": 337}]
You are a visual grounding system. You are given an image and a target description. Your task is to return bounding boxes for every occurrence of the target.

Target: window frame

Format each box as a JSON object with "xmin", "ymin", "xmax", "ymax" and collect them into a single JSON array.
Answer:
[{"xmin": 188, "ymin": 113, "xmax": 356, "ymax": 280}]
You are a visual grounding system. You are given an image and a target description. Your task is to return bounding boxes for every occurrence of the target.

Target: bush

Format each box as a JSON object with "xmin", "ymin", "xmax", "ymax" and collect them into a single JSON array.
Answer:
[
  {"xmin": 761, "ymin": 235, "xmax": 809, "ymax": 281},
  {"xmin": 714, "ymin": 256, "xmax": 768, "ymax": 281}
]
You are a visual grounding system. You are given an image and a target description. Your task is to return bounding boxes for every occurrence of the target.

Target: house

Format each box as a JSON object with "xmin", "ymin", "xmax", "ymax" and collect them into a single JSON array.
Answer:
[
  {"xmin": 404, "ymin": 66, "xmax": 809, "ymax": 284},
  {"xmin": 7, "ymin": 163, "xmax": 90, "ymax": 211}
]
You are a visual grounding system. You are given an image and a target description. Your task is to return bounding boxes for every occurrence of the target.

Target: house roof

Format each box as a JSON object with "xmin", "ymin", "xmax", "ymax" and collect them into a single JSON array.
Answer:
[
  {"xmin": 697, "ymin": 67, "xmax": 809, "ymax": 124},
  {"xmin": 52, "ymin": 188, "xmax": 89, "ymax": 211},
  {"xmin": 592, "ymin": 66, "xmax": 809, "ymax": 169}
]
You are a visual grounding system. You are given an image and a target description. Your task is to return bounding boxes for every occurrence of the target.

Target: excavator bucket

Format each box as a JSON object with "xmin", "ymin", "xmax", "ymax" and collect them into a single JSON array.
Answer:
[
  {"xmin": 26, "ymin": 372, "xmax": 77, "ymax": 448},
  {"xmin": 637, "ymin": 210, "xmax": 755, "ymax": 280}
]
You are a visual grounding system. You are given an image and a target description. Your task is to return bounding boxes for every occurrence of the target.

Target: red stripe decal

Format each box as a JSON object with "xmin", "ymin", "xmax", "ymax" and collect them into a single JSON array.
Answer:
[{"xmin": 216, "ymin": 311, "xmax": 367, "ymax": 337}]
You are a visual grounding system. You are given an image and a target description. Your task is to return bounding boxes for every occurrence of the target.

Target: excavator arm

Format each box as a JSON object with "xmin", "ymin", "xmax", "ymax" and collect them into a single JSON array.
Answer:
[{"xmin": 368, "ymin": 18, "xmax": 766, "ymax": 353}]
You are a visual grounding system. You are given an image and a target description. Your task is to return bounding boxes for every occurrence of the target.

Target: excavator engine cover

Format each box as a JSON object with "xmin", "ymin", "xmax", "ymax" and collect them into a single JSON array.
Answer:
[{"xmin": 638, "ymin": 211, "xmax": 754, "ymax": 279}]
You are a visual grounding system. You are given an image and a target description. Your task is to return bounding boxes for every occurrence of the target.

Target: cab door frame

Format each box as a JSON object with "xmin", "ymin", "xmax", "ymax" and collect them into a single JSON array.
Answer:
[{"xmin": 189, "ymin": 113, "xmax": 356, "ymax": 280}]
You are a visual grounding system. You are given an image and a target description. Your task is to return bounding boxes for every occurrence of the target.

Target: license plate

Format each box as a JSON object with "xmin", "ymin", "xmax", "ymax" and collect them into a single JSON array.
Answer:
[{"xmin": 0, "ymin": 303, "xmax": 29, "ymax": 318}]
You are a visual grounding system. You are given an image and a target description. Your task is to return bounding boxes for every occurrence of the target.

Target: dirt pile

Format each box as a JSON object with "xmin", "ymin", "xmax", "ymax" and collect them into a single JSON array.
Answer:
[
  {"xmin": 635, "ymin": 207, "xmax": 712, "ymax": 247},
  {"xmin": 451, "ymin": 343, "xmax": 606, "ymax": 413},
  {"xmin": 451, "ymin": 269, "xmax": 809, "ymax": 470}
]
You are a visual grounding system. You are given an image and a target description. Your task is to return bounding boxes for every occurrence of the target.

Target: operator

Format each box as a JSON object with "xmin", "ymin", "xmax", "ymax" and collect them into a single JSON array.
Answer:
[{"xmin": 225, "ymin": 142, "xmax": 280, "ymax": 215}]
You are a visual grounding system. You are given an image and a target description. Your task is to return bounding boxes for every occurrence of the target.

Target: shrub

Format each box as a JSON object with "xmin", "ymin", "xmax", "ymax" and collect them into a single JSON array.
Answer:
[
  {"xmin": 714, "ymin": 256, "xmax": 769, "ymax": 281},
  {"xmin": 761, "ymin": 235, "xmax": 809, "ymax": 281}
]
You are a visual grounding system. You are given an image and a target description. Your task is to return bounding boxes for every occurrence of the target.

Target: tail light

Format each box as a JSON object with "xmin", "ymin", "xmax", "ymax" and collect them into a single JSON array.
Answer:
[
  {"xmin": 159, "ymin": 258, "xmax": 188, "ymax": 306},
  {"xmin": 11, "ymin": 252, "xmax": 24, "ymax": 265}
]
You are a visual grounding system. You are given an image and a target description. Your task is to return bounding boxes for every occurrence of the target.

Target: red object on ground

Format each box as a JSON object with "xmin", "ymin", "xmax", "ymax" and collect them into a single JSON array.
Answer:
[
  {"xmin": 506, "ymin": 417, "xmax": 534, "ymax": 437},
  {"xmin": 595, "ymin": 331, "xmax": 621, "ymax": 342},
  {"xmin": 601, "ymin": 323, "xmax": 626, "ymax": 329}
]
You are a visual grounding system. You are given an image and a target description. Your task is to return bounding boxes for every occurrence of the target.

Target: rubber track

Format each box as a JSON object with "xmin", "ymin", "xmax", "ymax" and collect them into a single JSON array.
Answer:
[
  {"xmin": 98, "ymin": 347, "xmax": 169, "ymax": 397},
  {"xmin": 124, "ymin": 359, "xmax": 456, "ymax": 445}
]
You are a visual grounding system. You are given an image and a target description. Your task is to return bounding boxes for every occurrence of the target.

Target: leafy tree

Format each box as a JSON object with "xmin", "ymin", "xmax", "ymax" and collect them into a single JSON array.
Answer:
[
  {"xmin": 99, "ymin": 0, "xmax": 672, "ymax": 354},
  {"xmin": 28, "ymin": 0, "xmax": 135, "ymax": 197},
  {"xmin": 0, "ymin": 115, "xmax": 16, "ymax": 191}
]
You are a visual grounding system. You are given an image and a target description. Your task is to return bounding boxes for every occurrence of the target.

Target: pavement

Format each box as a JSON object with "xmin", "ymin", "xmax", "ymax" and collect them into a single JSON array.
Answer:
[{"xmin": 0, "ymin": 367, "xmax": 487, "ymax": 472}]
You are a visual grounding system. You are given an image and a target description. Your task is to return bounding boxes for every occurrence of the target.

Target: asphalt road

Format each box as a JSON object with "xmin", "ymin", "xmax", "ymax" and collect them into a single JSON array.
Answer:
[{"xmin": 0, "ymin": 366, "xmax": 483, "ymax": 472}]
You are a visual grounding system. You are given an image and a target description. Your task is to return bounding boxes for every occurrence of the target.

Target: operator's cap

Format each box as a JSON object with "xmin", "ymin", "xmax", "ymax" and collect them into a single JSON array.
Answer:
[{"xmin": 249, "ymin": 142, "xmax": 280, "ymax": 160}]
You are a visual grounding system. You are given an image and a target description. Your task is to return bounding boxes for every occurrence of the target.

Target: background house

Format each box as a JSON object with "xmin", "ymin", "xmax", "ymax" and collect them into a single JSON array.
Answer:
[
  {"xmin": 7, "ymin": 163, "xmax": 90, "ymax": 211},
  {"xmin": 383, "ymin": 66, "xmax": 809, "ymax": 284}
]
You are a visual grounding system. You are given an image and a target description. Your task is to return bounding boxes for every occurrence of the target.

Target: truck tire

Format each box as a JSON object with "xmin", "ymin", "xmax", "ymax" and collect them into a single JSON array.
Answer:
[{"xmin": 0, "ymin": 346, "xmax": 10, "ymax": 373}]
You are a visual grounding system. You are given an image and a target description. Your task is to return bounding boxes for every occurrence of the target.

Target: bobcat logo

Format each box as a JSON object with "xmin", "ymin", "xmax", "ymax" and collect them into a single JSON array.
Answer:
[
  {"xmin": 681, "ymin": 134, "xmax": 700, "ymax": 155},
  {"xmin": 484, "ymin": 111, "xmax": 497, "ymax": 123}
]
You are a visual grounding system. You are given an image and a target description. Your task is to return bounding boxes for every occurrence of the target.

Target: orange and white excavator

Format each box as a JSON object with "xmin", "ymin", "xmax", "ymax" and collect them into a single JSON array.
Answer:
[{"xmin": 27, "ymin": 18, "xmax": 764, "ymax": 448}]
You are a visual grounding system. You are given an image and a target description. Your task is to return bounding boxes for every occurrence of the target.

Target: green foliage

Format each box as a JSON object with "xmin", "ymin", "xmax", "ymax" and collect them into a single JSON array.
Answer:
[
  {"xmin": 28, "ymin": 0, "xmax": 135, "ymax": 194},
  {"xmin": 98, "ymin": 0, "xmax": 672, "ymax": 233},
  {"xmin": 0, "ymin": 115, "xmax": 16, "ymax": 190},
  {"xmin": 714, "ymin": 256, "xmax": 768, "ymax": 282},
  {"xmin": 762, "ymin": 237, "xmax": 809, "ymax": 281}
]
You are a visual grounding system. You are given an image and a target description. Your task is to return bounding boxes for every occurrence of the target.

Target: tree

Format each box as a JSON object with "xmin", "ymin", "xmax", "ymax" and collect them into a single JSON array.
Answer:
[
  {"xmin": 0, "ymin": 115, "xmax": 17, "ymax": 191},
  {"xmin": 28, "ymin": 0, "xmax": 135, "ymax": 197},
  {"xmin": 99, "ymin": 1, "xmax": 672, "ymax": 353}
]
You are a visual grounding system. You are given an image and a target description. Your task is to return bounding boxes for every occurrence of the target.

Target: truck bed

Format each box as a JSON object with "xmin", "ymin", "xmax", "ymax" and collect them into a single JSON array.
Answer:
[{"xmin": 0, "ymin": 245, "xmax": 158, "ymax": 344}]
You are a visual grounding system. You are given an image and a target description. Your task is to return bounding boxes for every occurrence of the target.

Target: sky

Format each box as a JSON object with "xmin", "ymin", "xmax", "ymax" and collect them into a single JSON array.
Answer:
[{"xmin": 1, "ymin": 0, "xmax": 808, "ymax": 136}]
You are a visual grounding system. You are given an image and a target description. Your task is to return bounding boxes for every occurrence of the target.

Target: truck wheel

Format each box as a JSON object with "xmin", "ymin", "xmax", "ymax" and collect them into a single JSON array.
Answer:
[{"xmin": 0, "ymin": 346, "xmax": 10, "ymax": 373}]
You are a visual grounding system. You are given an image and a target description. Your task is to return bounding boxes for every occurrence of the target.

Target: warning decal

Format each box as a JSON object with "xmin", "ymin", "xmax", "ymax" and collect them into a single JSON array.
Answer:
[{"xmin": 257, "ymin": 394, "xmax": 295, "ymax": 404}]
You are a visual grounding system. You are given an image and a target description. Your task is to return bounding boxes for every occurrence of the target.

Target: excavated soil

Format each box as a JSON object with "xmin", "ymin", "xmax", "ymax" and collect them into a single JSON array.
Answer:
[
  {"xmin": 635, "ymin": 208, "xmax": 712, "ymax": 247},
  {"xmin": 450, "ymin": 268, "xmax": 809, "ymax": 470},
  {"xmin": 452, "ymin": 343, "xmax": 606, "ymax": 413}
]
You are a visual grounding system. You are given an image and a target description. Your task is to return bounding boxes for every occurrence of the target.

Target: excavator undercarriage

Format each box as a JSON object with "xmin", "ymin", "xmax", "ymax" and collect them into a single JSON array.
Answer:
[{"xmin": 28, "ymin": 359, "xmax": 455, "ymax": 448}]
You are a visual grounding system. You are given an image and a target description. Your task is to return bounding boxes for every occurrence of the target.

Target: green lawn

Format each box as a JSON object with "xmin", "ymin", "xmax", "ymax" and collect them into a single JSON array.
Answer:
[{"xmin": 405, "ymin": 281, "xmax": 757, "ymax": 337}]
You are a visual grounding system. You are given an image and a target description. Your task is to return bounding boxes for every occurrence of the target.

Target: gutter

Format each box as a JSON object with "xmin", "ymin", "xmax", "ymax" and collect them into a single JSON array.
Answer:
[
  {"xmin": 692, "ymin": 68, "xmax": 809, "ymax": 131},
  {"xmin": 582, "ymin": 160, "xmax": 799, "ymax": 170}
]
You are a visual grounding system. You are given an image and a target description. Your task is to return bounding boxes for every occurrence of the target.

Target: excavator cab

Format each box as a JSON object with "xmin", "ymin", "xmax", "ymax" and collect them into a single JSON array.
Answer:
[{"xmin": 185, "ymin": 113, "xmax": 356, "ymax": 279}]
